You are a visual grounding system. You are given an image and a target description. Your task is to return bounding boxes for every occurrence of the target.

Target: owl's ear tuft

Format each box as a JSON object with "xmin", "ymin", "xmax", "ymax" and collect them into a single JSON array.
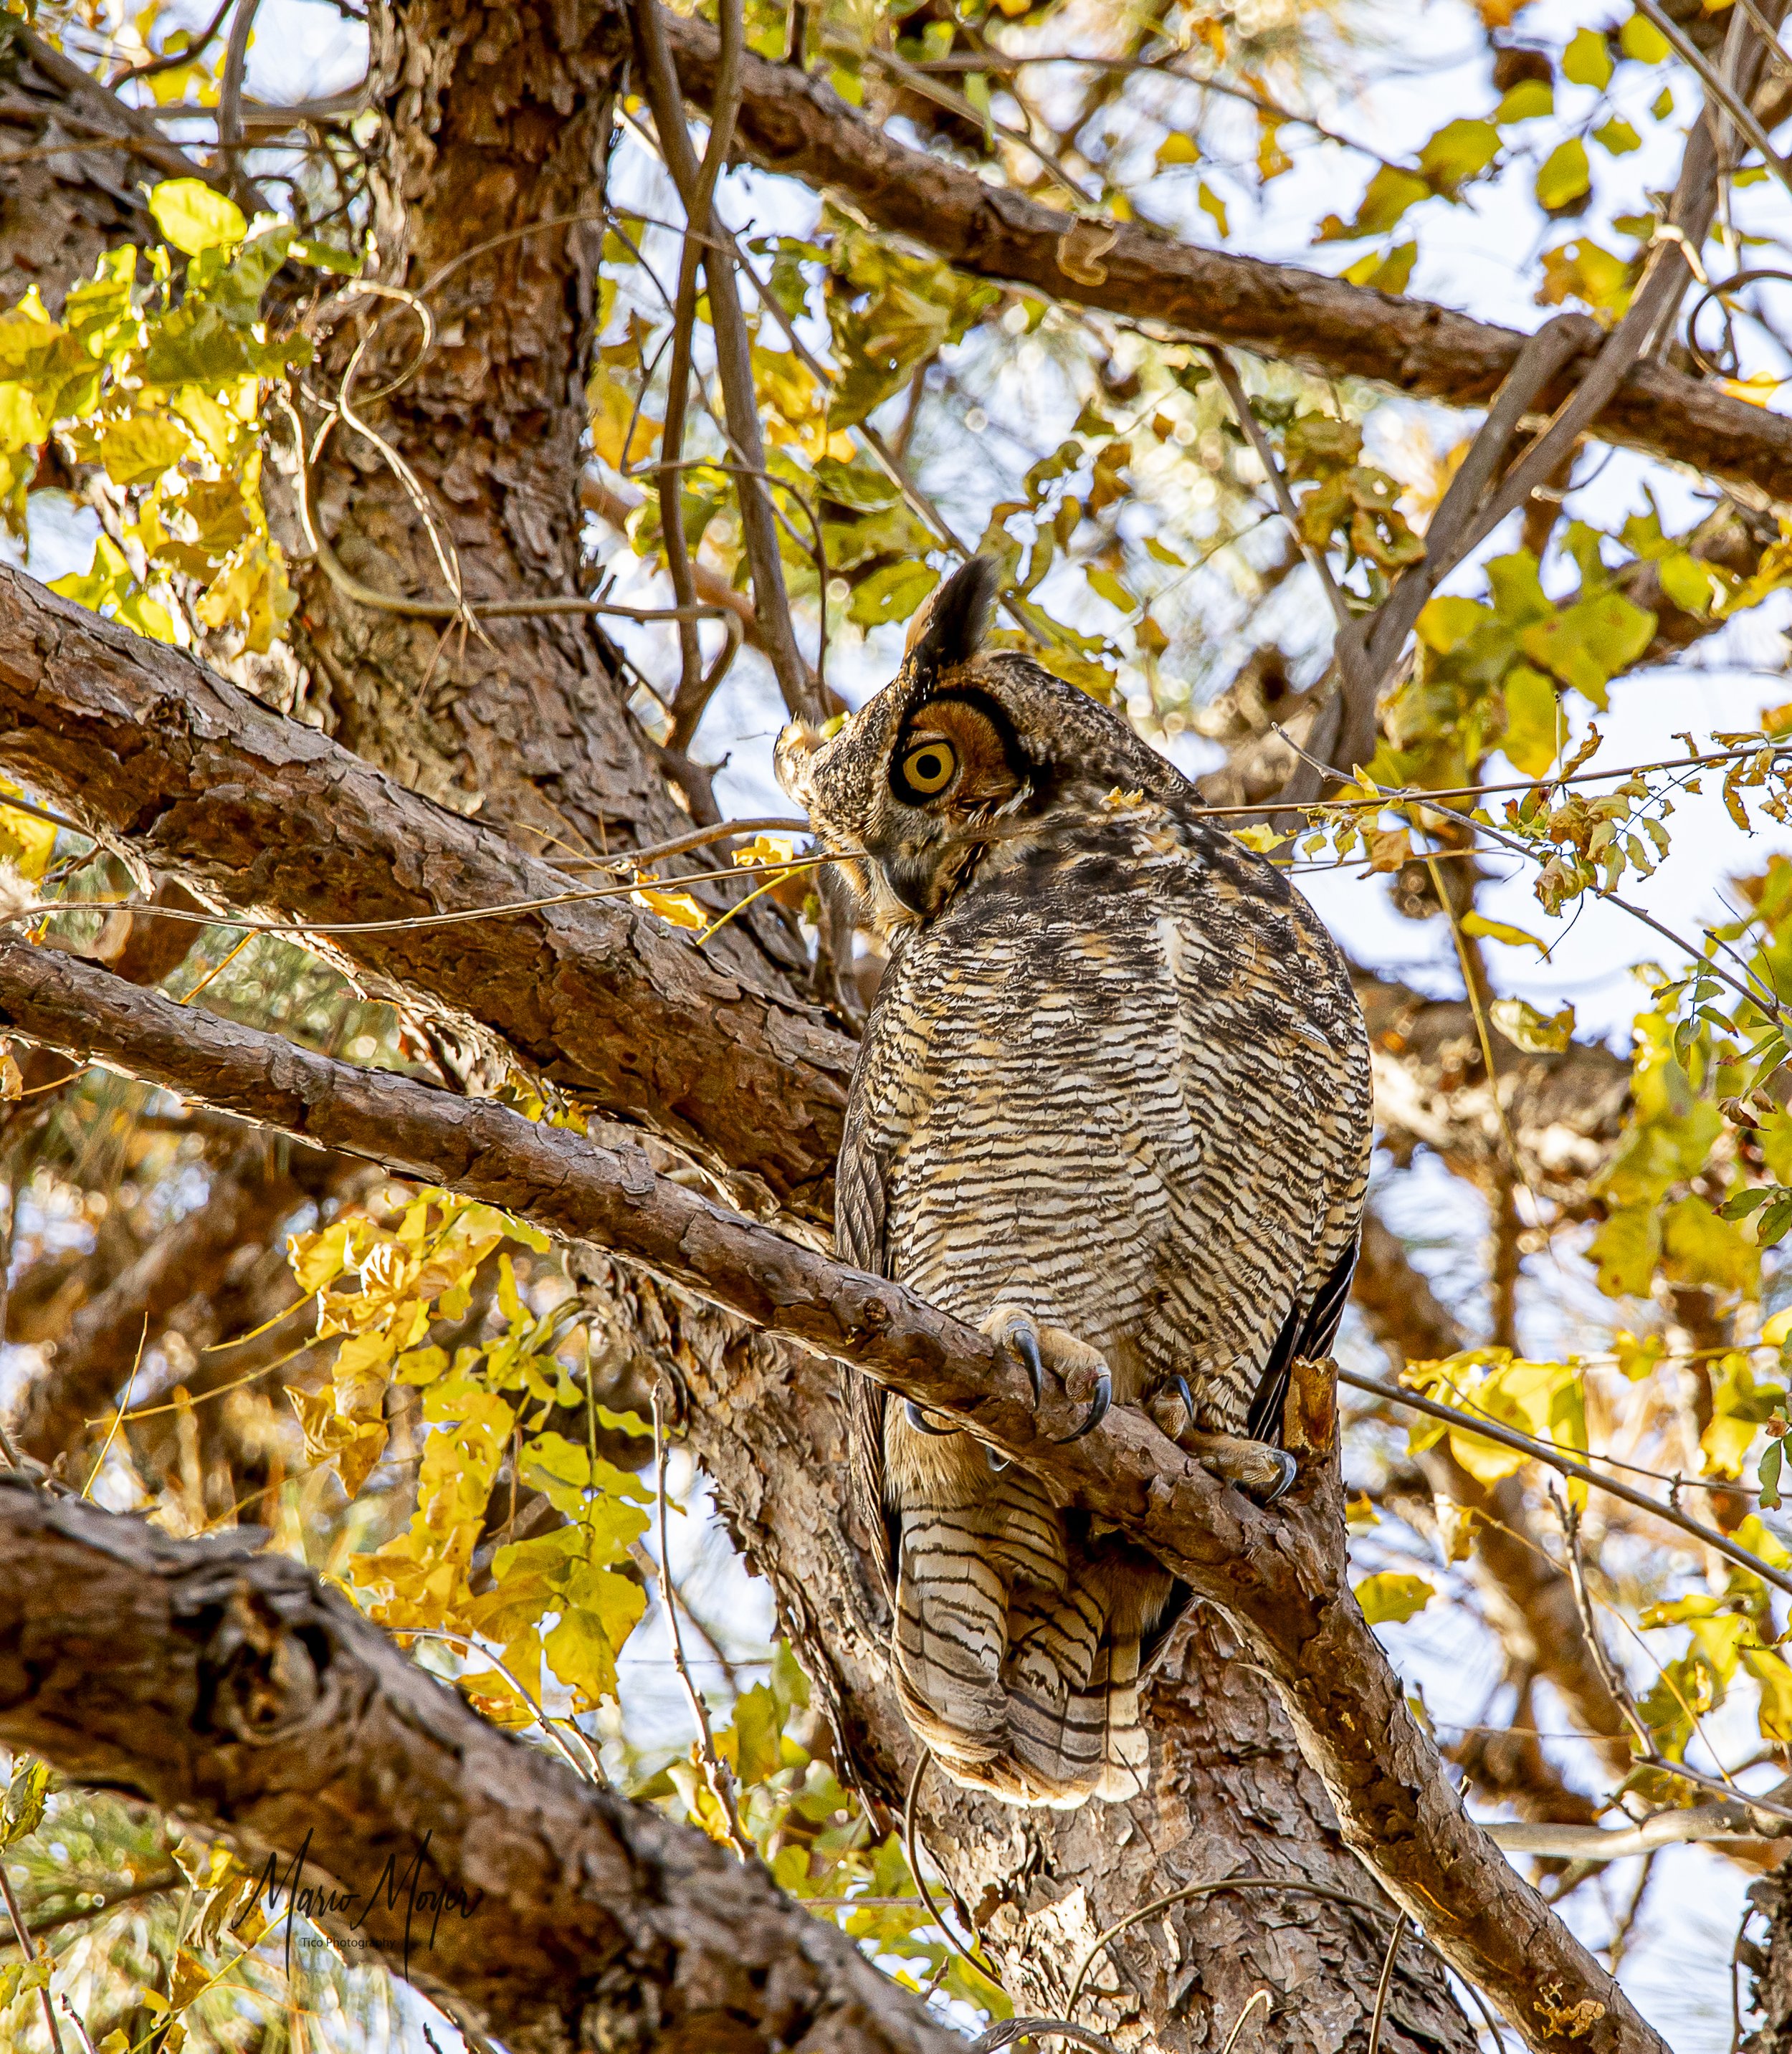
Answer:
[{"xmin": 904, "ymin": 556, "xmax": 1000, "ymax": 674}]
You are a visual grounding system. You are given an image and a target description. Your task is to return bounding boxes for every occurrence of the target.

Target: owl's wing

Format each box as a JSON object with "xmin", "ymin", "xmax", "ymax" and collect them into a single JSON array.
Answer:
[
  {"xmin": 836, "ymin": 1105, "xmax": 900, "ymax": 1601},
  {"xmin": 1244, "ymin": 1229, "xmax": 1359, "ymax": 1445},
  {"xmin": 1161, "ymin": 848, "xmax": 1370, "ymax": 1451}
]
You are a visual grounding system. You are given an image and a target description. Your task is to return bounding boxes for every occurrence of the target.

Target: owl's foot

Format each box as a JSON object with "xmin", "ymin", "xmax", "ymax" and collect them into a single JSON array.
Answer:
[
  {"xmin": 979, "ymin": 1307, "xmax": 1112, "ymax": 1443},
  {"xmin": 1143, "ymin": 1380, "xmax": 1296, "ymax": 1503},
  {"xmin": 1189, "ymin": 1430, "xmax": 1297, "ymax": 1504}
]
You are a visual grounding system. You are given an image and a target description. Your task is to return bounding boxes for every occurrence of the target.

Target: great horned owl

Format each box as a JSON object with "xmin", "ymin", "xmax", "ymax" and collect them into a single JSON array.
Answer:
[{"xmin": 776, "ymin": 559, "xmax": 1371, "ymax": 1808}]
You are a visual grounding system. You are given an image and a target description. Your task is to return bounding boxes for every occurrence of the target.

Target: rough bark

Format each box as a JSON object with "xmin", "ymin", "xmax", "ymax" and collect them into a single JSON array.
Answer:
[
  {"xmin": 0, "ymin": 932, "xmax": 1672, "ymax": 2054},
  {"xmin": 0, "ymin": 1475, "xmax": 960, "ymax": 2054},
  {"xmin": 662, "ymin": 15, "xmax": 1792, "ymax": 510},
  {"xmin": 0, "ymin": 565, "xmax": 852, "ymax": 1219},
  {"xmin": 285, "ymin": 0, "xmax": 732, "ymax": 882},
  {"xmin": 0, "ymin": 19, "xmax": 171, "ymax": 303},
  {"xmin": 0, "ymin": 568, "xmax": 1631, "ymax": 1230}
]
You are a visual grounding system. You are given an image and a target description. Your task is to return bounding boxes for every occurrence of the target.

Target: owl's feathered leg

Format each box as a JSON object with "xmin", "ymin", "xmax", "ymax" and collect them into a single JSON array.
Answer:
[
  {"xmin": 1145, "ymin": 1381, "xmax": 1297, "ymax": 1501},
  {"xmin": 980, "ymin": 1306, "xmax": 1111, "ymax": 1442}
]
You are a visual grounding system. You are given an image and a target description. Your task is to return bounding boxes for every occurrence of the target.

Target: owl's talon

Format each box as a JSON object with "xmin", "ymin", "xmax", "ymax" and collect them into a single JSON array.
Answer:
[
  {"xmin": 986, "ymin": 1446, "xmax": 1011, "ymax": 1473},
  {"xmin": 906, "ymin": 1400, "xmax": 959, "ymax": 1436},
  {"xmin": 1258, "ymin": 1449, "xmax": 1299, "ymax": 1505},
  {"xmin": 1012, "ymin": 1327, "xmax": 1044, "ymax": 1405},
  {"xmin": 1051, "ymin": 1366, "xmax": 1111, "ymax": 1443}
]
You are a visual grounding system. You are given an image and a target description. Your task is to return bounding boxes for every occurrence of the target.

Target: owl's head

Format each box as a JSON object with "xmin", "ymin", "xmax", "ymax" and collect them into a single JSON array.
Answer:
[{"xmin": 776, "ymin": 557, "xmax": 1184, "ymax": 933}]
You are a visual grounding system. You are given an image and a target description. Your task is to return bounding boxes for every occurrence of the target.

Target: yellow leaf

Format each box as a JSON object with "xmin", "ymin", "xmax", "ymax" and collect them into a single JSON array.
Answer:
[
  {"xmin": 0, "ymin": 782, "xmax": 57, "ymax": 881},
  {"xmin": 1535, "ymin": 138, "xmax": 1591, "ymax": 213},
  {"xmin": 100, "ymin": 414, "xmax": 191, "ymax": 487},
  {"xmin": 631, "ymin": 885, "xmax": 706, "ymax": 930},
  {"xmin": 0, "ymin": 383, "xmax": 45, "ymax": 452},
  {"xmin": 1500, "ymin": 663, "xmax": 1562, "ymax": 775},
  {"xmin": 1155, "ymin": 132, "xmax": 1199, "ymax": 168},
  {"xmin": 1230, "ymin": 823, "xmax": 1287, "ymax": 854},
  {"xmin": 1563, "ymin": 26, "xmax": 1614, "ymax": 90},
  {"xmin": 1620, "ymin": 13, "xmax": 1671, "ymax": 63},
  {"xmin": 1460, "ymin": 912, "xmax": 1548, "ymax": 954},
  {"xmin": 1196, "ymin": 183, "xmax": 1229, "ymax": 239},
  {"xmin": 1745, "ymin": 1648, "xmax": 1792, "ymax": 1742},
  {"xmin": 1589, "ymin": 1203, "xmax": 1661, "ymax": 1299},
  {"xmin": 588, "ymin": 371, "xmax": 659, "ymax": 472},
  {"xmin": 147, "ymin": 178, "xmax": 247, "ymax": 256},
  {"xmin": 1490, "ymin": 996, "xmax": 1575, "ymax": 1053},
  {"xmin": 1355, "ymin": 1572, "xmax": 1434, "ymax": 1625}
]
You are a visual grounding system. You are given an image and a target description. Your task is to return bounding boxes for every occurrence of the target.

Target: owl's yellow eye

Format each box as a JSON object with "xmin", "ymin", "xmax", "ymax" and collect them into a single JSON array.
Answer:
[{"xmin": 898, "ymin": 737, "xmax": 958, "ymax": 798}]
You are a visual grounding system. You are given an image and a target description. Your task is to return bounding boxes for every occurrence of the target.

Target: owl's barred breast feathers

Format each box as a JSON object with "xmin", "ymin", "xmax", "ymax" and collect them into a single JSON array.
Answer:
[{"xmin": 778, "ymin": 559, "xmax": 1372, "ymax": 1809}]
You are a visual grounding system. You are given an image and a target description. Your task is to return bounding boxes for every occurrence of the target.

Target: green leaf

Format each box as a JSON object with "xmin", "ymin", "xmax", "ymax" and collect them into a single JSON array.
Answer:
[
  {"xmin": 1621, "ymin": 13, "xmax": 1672, "ymax": 63},
  {"xmin": 0, "ymin": 1755, "xmax": 49, "ymax": 1850},
  {"xmin": 1520, "ymin": 591, "xmax": 1657, "ymax": 707},
  {"xmin": 289, "ymin": 237, "xmax": 363, "ymax": 274},
  {"xmin": 1355, "ymin": 1572, "xmax": 1434, "ymax": 1626},
  {"xmin": 1500, "ymin": 664, "xmax": 1562, "ymax": 775},
  {"xmin": 1563, "ymin": 27, "xmax": 1614, "ymax": 90},
  {"xmin": 1535, "ymin": 139, "xmax": 1591, "ymax": 212},
  {"xmin": 1593, "ymin": 115, "xmax": 1641, "ymax": 156},
  {"xmin": 148, "ymin": 178, "xmax": 248, "ymax": 257},
  {"xmin": 1760, "ymin": 1438, "xmax": 1783, "ymax": 1511},
  {"xmin": 1417, "ymin": 118, "xmax": 1500, "ymax": 195},
  {"xmin": 847, "ymin": 560, "xmax": 938, "ymax": 629},
  {"xmin": 1316, "ymin": 166, "xmax": 1431, "ymax": 243}
]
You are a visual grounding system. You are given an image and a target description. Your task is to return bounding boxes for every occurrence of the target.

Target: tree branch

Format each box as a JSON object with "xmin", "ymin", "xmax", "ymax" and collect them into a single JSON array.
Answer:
[
  {"xmin": 0, "ymin": 934, "xmax": 1669, "ymax": 2054},
  {"xmin": 0, "ymin": 1474, "xmax": 961, "ymax": 2054},
  {"xmin": 661, "ymin": 13, "xmax": 1792, "ymax": 509},
  {"xmin": 0, "ymin": 565, "xmax": 854, "ymax": 1221}
]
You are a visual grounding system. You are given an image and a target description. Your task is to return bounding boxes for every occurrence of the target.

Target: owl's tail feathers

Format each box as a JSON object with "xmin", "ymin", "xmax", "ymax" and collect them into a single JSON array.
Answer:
[
  {"xmin": 892, "ymin": 1511, "xmax": 1011, "ymax": 1774},
  {"xmin": 1001, "ymin": 1586, "xmax": 1149, "ymax": 1807}
]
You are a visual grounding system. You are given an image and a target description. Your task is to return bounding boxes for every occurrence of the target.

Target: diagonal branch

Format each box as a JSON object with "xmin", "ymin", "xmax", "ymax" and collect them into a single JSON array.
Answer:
[
  {"xmin": 0, "ymin": 1474, "xmax": 961, "ymax": 2054},
  {"xmin": 660, "ymin": 12, "xmax": 1792, "ymax": 509},
  {"xmin": 0, "ymin": 565, "xmax": 855, "ymax": 1221},
  {"xmin": 0, "ymin": 933, "xmax": 1670, "ymax": 2054}
]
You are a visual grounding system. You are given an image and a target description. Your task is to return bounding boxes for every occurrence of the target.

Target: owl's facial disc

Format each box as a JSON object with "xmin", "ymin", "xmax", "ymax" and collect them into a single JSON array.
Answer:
[{"xmin": 867, "ymin": 695, "xmax": 1028, "ymax": 920}]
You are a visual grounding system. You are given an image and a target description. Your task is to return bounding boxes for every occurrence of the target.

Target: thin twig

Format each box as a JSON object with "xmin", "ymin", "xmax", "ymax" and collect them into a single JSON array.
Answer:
[
  {"xmin": 866, "ymin": 47, "xmax": 1095, "ymax": 206},
  {"xmin": 632, "ymin": 0, "xmax": 821, "ymax": 727},
  {"xmin": 650, "ymin": 1385, "xmax": 750, "ymax": 1856},
  {"xmin": 1341, "ymin": 1364, "xmax": 1792, "ymax": 1602},
  {"xmin": 0, "ymin": 1855, "xmax": 65, "ymax": 2054},
  {"xmin": 215, "ymin": 0, "xmax": 262, "ymax": 205},
  {"xmin": 110, "ymin": 0, "xmax": 235, "ymax": 84},
  {"xmin": 902, "ymin": 1749, "xmax": 1001, "ymax": 1987},
  {"xmin": 1633, "ymin": 0, "xmax": 1792, "ymax": 204},
  {"xmin": 1368, "ymin": 1920, "xmax": 1405, "ymax": 2054}
]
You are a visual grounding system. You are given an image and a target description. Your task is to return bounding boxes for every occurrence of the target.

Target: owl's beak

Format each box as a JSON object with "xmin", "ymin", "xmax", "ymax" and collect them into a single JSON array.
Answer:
[{"xmin": 772, "ymin": 717, "xmax": 824, "ymax": 814}]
